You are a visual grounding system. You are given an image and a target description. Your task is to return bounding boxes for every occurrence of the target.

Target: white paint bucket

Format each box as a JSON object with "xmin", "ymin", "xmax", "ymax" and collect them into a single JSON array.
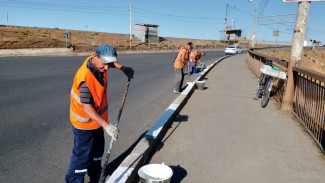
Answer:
[
  {"xmin": 195, "ymin": 81, "xmax": 205, "ymax": 91},
  {"xmin": 138, "ymin": 163, "xmax": 173, "ymax": 183}
]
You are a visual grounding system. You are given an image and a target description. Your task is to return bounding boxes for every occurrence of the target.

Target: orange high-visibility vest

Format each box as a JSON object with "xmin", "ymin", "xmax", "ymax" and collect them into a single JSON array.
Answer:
[
  {"xmin": 185, "ymin": 50, "xmax": 189, "ymax": 60},
  {"xmin": 70, "ymin": 56, "xmax": 108, "ymax": 130},
  {"xmin": 174, "ymin": 47, "xmax": 187, "ymax": 68},
  {"xmin": 189, "ymin": 51, "xmax": 197, "ymax": 61}
]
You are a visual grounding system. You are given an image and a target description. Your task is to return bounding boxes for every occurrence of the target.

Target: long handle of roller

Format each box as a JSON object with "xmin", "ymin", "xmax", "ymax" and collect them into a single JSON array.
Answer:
[{"xmin": 98, "ymin": 79, "xmax": 131, "ymax": 183}]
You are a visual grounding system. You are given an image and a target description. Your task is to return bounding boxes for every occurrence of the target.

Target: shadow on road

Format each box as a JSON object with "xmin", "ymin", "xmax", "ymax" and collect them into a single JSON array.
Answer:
[
  {"xmin": 162, "ymin": 114, "xmax": 188, "ymax": 144},
  {"xmin": 170, "ymin": 165, "xmax": 187, "ymax": 183}
]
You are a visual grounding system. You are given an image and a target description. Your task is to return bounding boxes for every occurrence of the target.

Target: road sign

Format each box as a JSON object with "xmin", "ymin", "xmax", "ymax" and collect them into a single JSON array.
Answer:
[
  {"xmin": 283, "ymin": 0, "xmax": 325, "ymax": 2},
  {"xmin": 251, "ymin": 33, "xmax": 256, "ymax": 40},
  {"xmin": 63, "ymin": 33, "xmax": 69, "ymax": 39}
]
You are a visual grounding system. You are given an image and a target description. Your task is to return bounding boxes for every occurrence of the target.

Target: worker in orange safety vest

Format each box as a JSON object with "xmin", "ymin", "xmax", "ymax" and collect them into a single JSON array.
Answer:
[
  {"xmin": 189, "ymin": 51, "xmax": 205, "ymax": 66},
  {"xmin": 184, "ymin": 42, "xmax": 194, "ymax": 75},
  {"xmin": 174, "ymin": 43, "xmax": 191, "ymax": 94},
  {"xmin": 66, "ymin": 44, "xmax": 134, "ymax": 183}
]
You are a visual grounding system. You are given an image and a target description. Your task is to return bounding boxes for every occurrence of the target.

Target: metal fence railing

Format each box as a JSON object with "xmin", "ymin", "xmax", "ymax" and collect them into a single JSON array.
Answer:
[
  {"xmin": 293, "ymin": 67, "xmax": 325, "ymax": 148},
  {"xmin": 247, "ymin": 49, "xmax": 325, "ymax": 151}
]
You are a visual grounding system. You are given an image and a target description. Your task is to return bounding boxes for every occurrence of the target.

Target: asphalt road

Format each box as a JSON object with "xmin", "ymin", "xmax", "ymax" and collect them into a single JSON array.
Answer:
[{"xmin": 0, "ymin": 50, "xmax": 225, "ymax": 182}]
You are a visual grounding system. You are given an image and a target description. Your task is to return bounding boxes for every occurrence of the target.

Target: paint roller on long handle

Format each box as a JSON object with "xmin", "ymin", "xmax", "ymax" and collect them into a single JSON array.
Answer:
[{"xmin": 99, "ymin": 78, "xmax": 131, "ymax": 183}]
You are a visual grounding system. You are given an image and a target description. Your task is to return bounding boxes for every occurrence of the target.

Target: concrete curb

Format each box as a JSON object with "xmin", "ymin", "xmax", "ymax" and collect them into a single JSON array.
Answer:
[
  {"xmin": 106, "ymin": 55, "xmax": 230, "ymax": 183},
  {"xmin": 0, "ymin": 48, "xmax": 74, "ymax": 57}
]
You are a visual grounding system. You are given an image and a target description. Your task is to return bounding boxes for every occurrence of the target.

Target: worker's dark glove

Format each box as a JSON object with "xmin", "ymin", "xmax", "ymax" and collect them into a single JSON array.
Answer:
[{"xmin": 121, "ymin": 66, "xmax": 134, "ymax": 79}]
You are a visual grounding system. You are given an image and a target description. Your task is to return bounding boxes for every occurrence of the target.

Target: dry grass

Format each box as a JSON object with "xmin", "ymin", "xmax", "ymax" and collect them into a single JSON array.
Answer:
[
  {"xmin": 265, "ymin": 48, "xmax": 325, "ymax": 74},
  {"xmin": 0, "ymin": 26, "xmax": 225, "ymax": 52}
]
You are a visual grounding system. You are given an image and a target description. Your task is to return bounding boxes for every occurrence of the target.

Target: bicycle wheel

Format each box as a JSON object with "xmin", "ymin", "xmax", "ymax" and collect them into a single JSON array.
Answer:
[
  {"xmin": 256, "ymin": 74, "xmax": 265, "ymax": 98},
  {"xmin": 261, "ymin": 79, "xmax": 272, "ymax": 108}
]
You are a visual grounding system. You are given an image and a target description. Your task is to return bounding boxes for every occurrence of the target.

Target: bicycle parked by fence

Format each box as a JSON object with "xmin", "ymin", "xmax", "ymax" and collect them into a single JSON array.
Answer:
[{"xmin": 256, "ymin": 61, "xmax": 287, "ymax": 108}]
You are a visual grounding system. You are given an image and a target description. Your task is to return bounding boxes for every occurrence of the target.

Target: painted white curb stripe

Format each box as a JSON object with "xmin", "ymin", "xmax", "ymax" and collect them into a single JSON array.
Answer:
[
  {"xmin": 145, "ymin": 103, "xmax": 179, "ymax": 141},
  {"xmin": 107, "ymin": 167, "xmax": 134, "ymax": 183},
  {"xmin": 106, "ymin": 55, "xmax": 229, "ymax": 183}
]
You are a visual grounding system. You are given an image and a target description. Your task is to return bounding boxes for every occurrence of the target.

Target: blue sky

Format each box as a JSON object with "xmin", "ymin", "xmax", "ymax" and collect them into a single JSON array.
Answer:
[{"xmin": 1, "ymin": 0, "xmax": 325, "ymax": 44}]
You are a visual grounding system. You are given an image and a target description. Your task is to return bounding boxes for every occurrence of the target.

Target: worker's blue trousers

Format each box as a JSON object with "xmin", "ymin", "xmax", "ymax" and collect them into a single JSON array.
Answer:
[{"xmin": 65, "ymin": 126, "xmax": 105, "ymax": 183}]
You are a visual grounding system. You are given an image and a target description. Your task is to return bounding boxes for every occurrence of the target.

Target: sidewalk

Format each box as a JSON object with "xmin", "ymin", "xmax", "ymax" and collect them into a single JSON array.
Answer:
[{"xmin": 150, "ymin": 55, "xmax": 325, "ymax": 183}]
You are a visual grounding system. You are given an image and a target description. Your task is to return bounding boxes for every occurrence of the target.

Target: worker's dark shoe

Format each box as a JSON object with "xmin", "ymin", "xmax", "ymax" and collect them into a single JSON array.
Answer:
[{"xmin": 174, "ymin": 90, "xmax": 181, "ymax": 94}]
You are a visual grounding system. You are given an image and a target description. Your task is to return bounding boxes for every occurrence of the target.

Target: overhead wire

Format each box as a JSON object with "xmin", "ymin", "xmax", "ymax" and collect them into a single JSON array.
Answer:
[
  {"xmin": 3, "ymin": 0, "xmax": 323, "ymax": 41},
  {"xmin": 0, "ymin": 0, "xmax": 130, "ymax": 15},
  {"xmin": 258, "ymin": 0, "xmax": 270, "ymax": 17},
  {"xmin": 133, "ymin": 14, "xmax": 219, "ymax": 24},
  {"xmin": 0, "ymin": 0, "xmax": 223, "ymax": 25},
  {"xmin": 133, "ymin": 7, "xmax": 223, "ymax": 20},
  {"xmin": 0, "ymin": 4, "xmax": 129, "ymax": 16},
  {"xmin": 0, "ymin": 0, "xmax": 128, "ymax": 11}
]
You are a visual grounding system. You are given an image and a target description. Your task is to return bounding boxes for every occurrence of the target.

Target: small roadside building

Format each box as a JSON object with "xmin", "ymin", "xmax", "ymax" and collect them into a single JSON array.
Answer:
[
  {"xmin": 134, "ymin": 23, "xmax": 159, "ymax": 44},
  {"xmin": 219, "ymin": 28, "xmax": 243, "ymax": 45},
  {"xmin": 224, "ymin": 28, "xmax": 242, "ymax": 41}
]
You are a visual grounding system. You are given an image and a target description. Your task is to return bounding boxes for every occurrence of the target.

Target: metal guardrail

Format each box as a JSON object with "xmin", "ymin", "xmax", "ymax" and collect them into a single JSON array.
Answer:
[
  {"xmin": 252, "ymin": 46, "xmax": 291, "ymax": 54},
  {"xmin": 293, "ymin": 66, "xmax": 325, "ymax": 148},
  {"xmin": 247, "ymin": 49, "xmax": 325, "ymax": 151}
]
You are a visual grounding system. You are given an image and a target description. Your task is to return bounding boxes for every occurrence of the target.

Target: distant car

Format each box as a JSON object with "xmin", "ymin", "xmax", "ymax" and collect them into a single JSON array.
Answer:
[{"xmin": 225, "ymin": 45, "xmax": 243, "ymax": 55}]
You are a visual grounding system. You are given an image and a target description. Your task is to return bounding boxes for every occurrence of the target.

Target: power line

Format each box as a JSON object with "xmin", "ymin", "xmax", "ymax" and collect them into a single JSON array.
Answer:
[
  {"xmin": 133, "ymin": 7, "xmax": 223, "ymax": 20},
  {"xmin": 258, "ymin": 0, "xmax": 270, "ymax": 16},
  {"xmin": 308, "ymin": 28, "xmax": 325, "ymax": 34},
  {"xmin": 133, "ymin": 14, "xmax": 219, "ymax": 24},
  {"xmin": 0, "ymin": 4, "xmax": 129, "ymax": 16},
  {"xmin": 1, "ymin": 0, "xmax": 223, "ymax": 25},
  {"xmin": 235, "ymin": 7, "xmax": 254, "ymax": 17},
  {"xmin": 0, "ymin": 0, "xmax": 128, "ymax": 11}
]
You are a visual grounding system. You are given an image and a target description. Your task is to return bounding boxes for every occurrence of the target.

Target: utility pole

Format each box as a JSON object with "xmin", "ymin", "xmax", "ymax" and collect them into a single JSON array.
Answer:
[
  {"xmin": 249, "ymin": 0, "xmax": 257, "ymax": 48},
  {"xmin": 276, "ymin": 35, "xmax": 278, "ymax": 45},
  {"xmin": 7, "ymin": 12, "xmax": 8, "ymax": 26},
  {"xmin": 224, "ymin": 4, "xmax": 228, "ymax": 42},
  {"xmin": 201, "ymin": 34, "xmax": 205, "ymax": 50},
  {"xmin": 129, "ymin": 0, "xmax": 133, "ymax": 49},
  {"xmin": 281, "ymin": 1, "xmax": 311, "ymax": 111},
  {"xmin": 253, "ymin": 2, "xmax": 257, "ymax": 48},
  {"xmin": 224, "ymin": 4, "xmax": 235, "ymax": 45}
]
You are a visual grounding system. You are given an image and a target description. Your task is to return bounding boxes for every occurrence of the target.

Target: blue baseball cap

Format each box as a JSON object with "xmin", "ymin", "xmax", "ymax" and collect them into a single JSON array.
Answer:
[{"xmin": 95, "ymin": 44, "xmax": 117, "ymax": 63}]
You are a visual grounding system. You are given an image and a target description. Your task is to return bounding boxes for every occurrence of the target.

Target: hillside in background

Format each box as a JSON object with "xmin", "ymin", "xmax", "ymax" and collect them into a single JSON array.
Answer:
[
  {"xmin": 0, "ymin": 26, "xmax": 226, "ymax": 52},
  {"xmin": 2, "ymin": 25, "xmax": 324, "ymax": 74},
  {"xmin": 264, "ymin": 49, "xmax": 325, "ymax": 74}
]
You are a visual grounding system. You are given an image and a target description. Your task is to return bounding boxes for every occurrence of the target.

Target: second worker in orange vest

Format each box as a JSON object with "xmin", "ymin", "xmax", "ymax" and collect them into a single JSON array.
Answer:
[
  {"xmin": 189, "ymin": 51, "xmax": 205, "ymax": 65},
  {"xmin": 174, "ymin": 43, "xmax": 191, "ymax": 94}
]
